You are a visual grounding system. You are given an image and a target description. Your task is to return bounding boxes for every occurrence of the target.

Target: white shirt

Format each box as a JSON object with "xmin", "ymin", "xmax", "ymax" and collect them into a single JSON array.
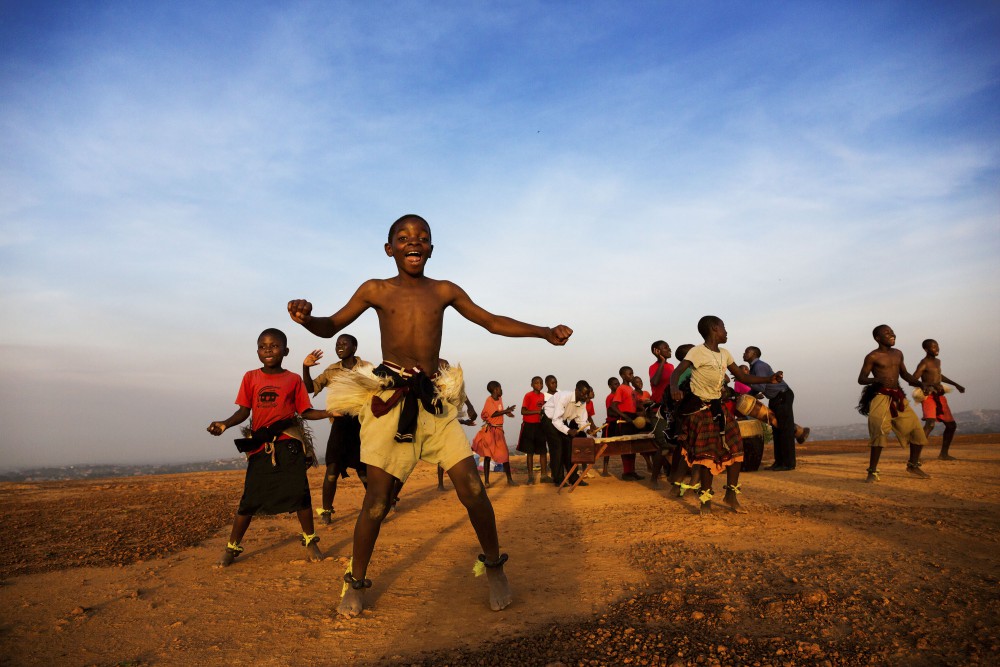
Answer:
[{"xmin": 544, "ymin": 390, "xmax": 590, "ymax": 435}]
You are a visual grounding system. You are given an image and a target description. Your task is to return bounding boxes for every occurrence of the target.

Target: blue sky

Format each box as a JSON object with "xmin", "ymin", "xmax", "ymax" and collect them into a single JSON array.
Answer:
[{"xmin": 1, "ymin": 1, "xmax": 998, "ymax": 468}]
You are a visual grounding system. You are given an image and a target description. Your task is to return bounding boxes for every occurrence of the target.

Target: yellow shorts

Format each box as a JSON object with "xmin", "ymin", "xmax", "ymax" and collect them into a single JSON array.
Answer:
[
  {"xmin": 867, "ymin": 393, "xmax": 928, "ymax": 448},
  {"xmin": 358, "ymin": 391, "xmax": 473, "ymax": 482}
]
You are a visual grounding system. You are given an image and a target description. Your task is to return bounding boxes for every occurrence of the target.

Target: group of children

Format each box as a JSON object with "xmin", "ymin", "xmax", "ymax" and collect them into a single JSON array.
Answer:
[{"xmin": 205, "ymin": 214, "xmax": 967, "ymax": 619}]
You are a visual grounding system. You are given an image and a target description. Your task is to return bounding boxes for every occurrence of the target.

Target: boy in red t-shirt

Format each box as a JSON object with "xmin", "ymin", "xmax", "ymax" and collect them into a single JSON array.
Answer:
[
  {"xmin": 516, "ymin": 376, "xmax": 549, "ymax": 484},
  {"xmin": 610, "ymin": 366, "xmax": 646, "ymax": 481},
  {"xmin": 649, "ymin": 340, "xmax": 674, "ymax": 405},
  {"xmin": 207, "ymin": 328, "xmax": 331, "ymax": 567}
]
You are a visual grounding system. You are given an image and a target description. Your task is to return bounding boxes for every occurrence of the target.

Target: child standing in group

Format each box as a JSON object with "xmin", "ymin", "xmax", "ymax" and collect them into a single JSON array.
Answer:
[
  {"xmin": 517, "ymin": 376, "xmax": 549, "ymax": 484},
  {"xmin": 600, "ymin": 376, "xmax": 621, "ymax": 475},
  {"xmin": 669, "ymin": 317, "xmax": 782, "ymax": 514},
  {"xmin": 207, "ymin": 328, "xmax": 332, "ymax": 566},
  {"xmin": 472, "ymin": 381, "xmax": 518, "ymax": 487},
  {"xmin": 302, "ymin": 333, "xmax": 373, "ymax": 524}
]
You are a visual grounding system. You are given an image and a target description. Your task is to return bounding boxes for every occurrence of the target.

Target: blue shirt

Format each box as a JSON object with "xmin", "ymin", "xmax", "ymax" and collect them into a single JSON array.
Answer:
[{"xmin": 750, "ymin": 358, "xmax": 789, "ymax": 399}]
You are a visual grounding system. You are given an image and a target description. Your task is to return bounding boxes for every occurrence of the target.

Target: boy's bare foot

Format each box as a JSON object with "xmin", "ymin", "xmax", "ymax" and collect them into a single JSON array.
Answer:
[
  {"xmin": 650, "ymin": 478, "xmax": 660, "ymax": 489},
  {"xmin": 539, "ymin": 475, "xmax": 553, "ymax": 483},
  {"xmin": 699, "ymin": 500, "xmax": 712, "ymax": 515},
  {"xmin": 306, "ymin": 542, "xmax": 323, "ymax": 562},
  {"xmin": 215, "ymin": 550, "xmax": 236, "ymax": 568},
  {"xmin": 486, "ymin": 567, "xmax": 512, "ymax": 611},
  {"xmin": 938, "ymin": 454, "xmax": 957, "ymax": 461},
  {"xmin": 484, "ymin": 480, "xmax": 491, "ymax": 488},
  {"xmin": 723, "ymin": 486, "xmax": 747, "ymax": 514},
  {"xmin": 437, "ymin": 483, "xmax": 446, "ymax": 491},
  {"xmin": 796, "ymin": 427, "xmax": 811, "ymax": 445},
  {"xmin": 337, "ymin": 587, "xmax": 366, "ymax": 617},
  {"xmin": 317, "ymin": 508, "xmax": 334, "ymax": 525},
  {"xmin": 526, "ymin": 475, "xmax": 534, "ymax": 485},
  {"xmin": 865, "ymin": 468, "xmax": 879, "ymax": 483},
  {"xmin": 699, "ymin": 489, "xmax": 713, "ymax": 515},
  {"xmin": 907, "ymin": 462, "xmax": 930, "ymax": 479},
  {"xmin": 507, "ymin": 477, "xmax": 518, "ymax": 487}
]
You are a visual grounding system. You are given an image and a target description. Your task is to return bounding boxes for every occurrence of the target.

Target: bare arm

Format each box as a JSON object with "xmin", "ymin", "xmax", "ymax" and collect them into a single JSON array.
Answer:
[
  {"xmin": 941, "ymin": 375, "xmax": 965, "ymax": 392},
  {"xmin": 651, "ymin": 360, "xmax": 667, "ymax": 387},
  {"xmin": 899, "ymin": 358, "xmax": 921, "ymax": 387},
  {"xmin": 287, "ymin": 282, "xmax": 375, "ymax": 339},
  {"xmin": 207, "ymin": 407, "xmax": 251, "ymax": 436},
  {"xmin": 728, "ymin": 362, "xmax": 782, "ymax": 386},
  {"xmin": 858, "ymin": 353, "xmax": 877, "ymax": 385},
  {"xmin": 300, "ymin": 408, "xmax": 332, "ymax": 421},
  {"xmin": 302, "ymin": 350, "xmax": 323, "ymax": 394},
  {"xmin": 448, "ymin": 283, "xmax": 572, "ymax": 345}
]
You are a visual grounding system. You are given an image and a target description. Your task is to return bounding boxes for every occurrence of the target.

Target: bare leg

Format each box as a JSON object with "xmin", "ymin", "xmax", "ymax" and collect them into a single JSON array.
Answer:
[
  {"xmin": 217, "ymin": 514, "xmax": 252, "ymax": 567},
  {"xmin": 649, "ymin": 451, "xmax": 666, "ymax": 489},
  {"xmin": 337, "ymin": 466, "xmax": 396, "ymax": 617},
  {"xmin": 922, "ymin": 419, "xmax": 935, "ymax": 438},
  {"xmin": 939, "ymin": 422, "xmax": 957, "ymax": 459},
  {"xmin": 539, "ymin": 452, "xmax": 550, "ymax": 481},
  {"xmin": 296, "ymin": 508, "xmax": 323, "ymax": 561},
  {"xmin": 697, "ymin": 465, "xmax": 714, "ymax": 515},
  {"xmin": 722, "ymin": 462, "xmax": 746, "ymax": 513},
  {"xmin": 525, "ymin": 453, "xmax": 534, "ymax": 484},
  {"xmin": 867, "ymin": 447, "xmax": 882, "ymax": 483},
  {"xmin": 641, "ymin": 452, "xmax": 654, "ymax": 472},
  {"xmin": 482, "ymin": 457, "xmax": 492, "ymax": 488},
  {"xmin": 504, "ymin": 462, "xmax": 517, "ymax": 486},
  {"xmin": 600, "ymin": 456, "xmax": 610, "ymax": 476},
  {"xmin": 907, "ymin": 443, "xmax": 930, "ymax": 478},
  {"xmin": 437, "ymin": 464, "xmax": 446, "ymax": 490},
  {"xmin": 319, "ymin": 464, "xmax": 340, "ymax": 524},
  {"xmin": 447, "ymin": 456, "xmax": 512, "ymax": 611}
]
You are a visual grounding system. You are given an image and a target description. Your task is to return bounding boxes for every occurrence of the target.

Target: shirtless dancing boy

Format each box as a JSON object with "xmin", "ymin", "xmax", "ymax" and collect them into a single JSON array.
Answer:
[
  {"xmin": 288, "ymin": 214, "xmax": 572, "ymax": 616},
  {"xmin": 912, "ymin": 339, "xmax": 966, "ymax": 460},
  {"xmin": 856, "ymin": 325, "xmax": 929, "ymax": 481}
]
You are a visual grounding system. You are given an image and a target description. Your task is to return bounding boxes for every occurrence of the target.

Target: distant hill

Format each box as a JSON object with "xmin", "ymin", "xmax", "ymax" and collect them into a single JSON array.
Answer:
[
  {"xmin": 0, "ymin": 458, "xmax": 247, "ymax": 483},
  {"xmin": 808, "ymin": 409, "xmax": 1000, "ymax": 442}
]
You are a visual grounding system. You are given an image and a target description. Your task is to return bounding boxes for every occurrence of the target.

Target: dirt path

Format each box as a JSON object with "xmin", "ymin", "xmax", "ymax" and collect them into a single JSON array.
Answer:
[{"xmin": 1, "ymin": 435, "xmax": 998, "ymax": 666}]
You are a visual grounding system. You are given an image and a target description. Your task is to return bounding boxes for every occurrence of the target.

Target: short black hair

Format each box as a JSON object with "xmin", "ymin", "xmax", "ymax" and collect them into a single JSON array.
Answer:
[
  {"xmin": 651, "ymin": 340, "xmax": 667, "ymax": 353},
  {"xmin": 922, "ymin": 339, "xmax": 936, "ymax": 351},
  {"xmin": 697, "ymin": 315, "xmax": 722, "ymax": 339},
  {"xmin": 618, "ymin": 366, "xmax": 632, "ymax": 376},
  {"xmin": 531, "ymin": 375, "xmax": 543, "ymax": 383},
  {"xmin": 746, "ymin": 346, "xmax": 761, "ymax": 358},
  {"xmin": 545, "ymin": 374, "xmax": 557, "ymax": 382},
  {"xmin": 338, "ymin": 333, "xmax": 358, "ymax": 347},
  {"xmin": 388, "ymin": 214, "xmax": 431, "ymax": 243},
  {"xmin": 575, "ymin": 379, "xmax": 592, "ymax": 393},
  {"xmin": 607, "ymin": 376, "xmax": 618, "ymax": 386},
  {"xmin": 487, "ymin": 380, "xmax": 501, "ymax": 393},
  {"xmin": 675, "ymin": 343, "xmax": 695, "ymax": 361},
  {"xmin": 873, "ymin": 324, "xmax": 891, "ymax": 339},
  {"xmin": 258, "ymin": 328, "xmax": 287, "ymax": 346}
]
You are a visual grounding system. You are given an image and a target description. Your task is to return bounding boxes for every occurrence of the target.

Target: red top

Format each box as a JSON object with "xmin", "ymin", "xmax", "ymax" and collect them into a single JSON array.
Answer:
[
  {"xmin": 586, "ymin": 400, "xmax": 595, "ymax": 417},
  {"xmin": 236, "ymin": 369, "xmax": 313, "ymax": 436},
  {"xmin": 605, "ymin": 392, "xmax": 615, "ymax": 424},
  {"xmin": 521, "ymin": 390, "xmax": 546, "ymax": 424},
  {"xmin": 648, "ymin": 361, "xmax": 675, "ymax": 403},
  {"xmin": 481, "ymin": 396, "xmax": 505, "ymax": 427},
  {"xmin": 612, "ymin": 384, "xmax": 637, "ymax": 414}
]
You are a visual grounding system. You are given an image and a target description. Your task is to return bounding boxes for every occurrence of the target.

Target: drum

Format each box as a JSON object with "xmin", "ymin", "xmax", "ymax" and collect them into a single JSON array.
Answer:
[
  {"xmin": 735, "ymin": 394, "xmax": 778, "ymax": 427},
  {"xmin": 742, "ymin": 435, "xmax": 765, "ymax": 472},
  {"xmin": 738, "ymin": 419, "xmax": 767, "ymax": 472}
]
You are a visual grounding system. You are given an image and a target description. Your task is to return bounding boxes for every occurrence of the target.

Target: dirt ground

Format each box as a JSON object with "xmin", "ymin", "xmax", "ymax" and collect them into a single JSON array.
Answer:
[{"xmin": 1, "ymin": 434, "xmax": 998, "ymax": 666}]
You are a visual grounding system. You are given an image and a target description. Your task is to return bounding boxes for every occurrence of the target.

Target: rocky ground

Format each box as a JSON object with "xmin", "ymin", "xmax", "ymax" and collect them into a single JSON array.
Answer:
[{"xmin": 1, "ymin": 434, "xmax": 997, "ymax": 666}]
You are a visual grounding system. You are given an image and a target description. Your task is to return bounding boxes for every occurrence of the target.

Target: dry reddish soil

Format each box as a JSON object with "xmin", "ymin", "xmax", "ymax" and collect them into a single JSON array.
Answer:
[{"xmin": 1, "ymin": 434, "xmax": 998, "ymax": 666}]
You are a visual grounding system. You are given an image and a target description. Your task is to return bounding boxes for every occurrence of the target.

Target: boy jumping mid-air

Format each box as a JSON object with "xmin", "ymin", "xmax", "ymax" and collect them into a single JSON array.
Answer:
[{"xmin": 288, "ymin": 214, "xmax": 572, "ymax": 616}]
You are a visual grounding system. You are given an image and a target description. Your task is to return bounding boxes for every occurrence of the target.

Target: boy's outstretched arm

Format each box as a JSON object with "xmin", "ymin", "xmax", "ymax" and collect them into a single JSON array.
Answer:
[
  {"xmin": 207, "ymin": 407, "xmax": 251, "ymax": 435},
  {"xmin": 728, "ymin": 363, "xmax": 782, "ymax": 386},
  {"xmin": 301, "ymin": 408, "xmax": 333, "ymax": 421},
  {"xmin": 941, "ymin": 375, "xmax": 965, "ymax": 392},
  {"xmin": 898, "ymin": 358, "xmax": 921, "ymax": 388},
  {"xmin": 288, "ymin": 282, "xmax": 374, "ymax": 339},
  {"xmin": 448, "ymin": 283, "xmax": 572, "ymax": 345}
]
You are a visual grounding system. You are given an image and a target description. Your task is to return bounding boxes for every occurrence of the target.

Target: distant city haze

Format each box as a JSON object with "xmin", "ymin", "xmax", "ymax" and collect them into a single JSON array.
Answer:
[{"xmin": 2, "ymin": 2, "xmax": 998, "ymax": 468}]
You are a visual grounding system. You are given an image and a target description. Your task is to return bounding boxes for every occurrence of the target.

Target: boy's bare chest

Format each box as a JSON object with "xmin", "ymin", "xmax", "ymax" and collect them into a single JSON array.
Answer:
[{"xmin": 373, "ymin": 288, "xmax": 447, "ymax": 319}]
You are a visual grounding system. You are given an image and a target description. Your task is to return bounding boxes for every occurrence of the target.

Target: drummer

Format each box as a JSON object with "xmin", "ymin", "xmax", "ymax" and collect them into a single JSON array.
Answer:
[{"xmin": 744, "ymin": 346, "xmax": 797, "ymax": 472}]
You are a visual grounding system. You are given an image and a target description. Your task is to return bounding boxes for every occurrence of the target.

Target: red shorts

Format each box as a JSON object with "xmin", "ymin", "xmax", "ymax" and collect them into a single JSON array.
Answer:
[{"xmin": 921, "ymin": 394, "xmax": 954, "ymax": 423}]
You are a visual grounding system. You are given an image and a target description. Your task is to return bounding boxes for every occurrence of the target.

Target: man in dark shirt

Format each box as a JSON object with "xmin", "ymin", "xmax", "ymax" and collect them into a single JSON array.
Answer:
[{"xmin": 744, "ymin": 346, "xmax": 796, "ymax": 471}]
